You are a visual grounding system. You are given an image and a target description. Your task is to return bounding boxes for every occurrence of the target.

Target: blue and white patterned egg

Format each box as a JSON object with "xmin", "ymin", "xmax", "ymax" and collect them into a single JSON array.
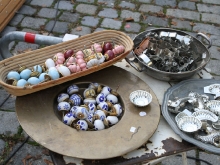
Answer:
[
  {"xmin": 70, "ymin": 106, "xmax": 79, "ymax": 115},
  {"xmin": 76, "ymin": 120, "xmax": 88, "ymax": 131},
  {"xmin": 94, "ymin": 110, "xmax": 106, "ymax": 121},
  {"xmin": 67, "ymin": 84, "xmax": 79, "ymax": 95},
  {"xmin": 7, "ymin": 71, "xmax": 20, "ymax": 80},
  {"xmin": 101, "ymin": 86, "xmax": 111, "ymax": 96},
  {"xmin": 106, "ymin": 94, "xmax": 118, "ymax": 104},
  {"xmin": 88, "ymin": 82, "xmax": 99, "ymax": 89},
  {"xmin": 86, "ymin": 113, "xmax": 94, "ymax": 123},
  {"xmin": 87, "ymin": 103, "xmax": 96, "ymax": 114},
  {"xmin": 20, "ymin": 69, "xmax": 32, "ymax": 80},
  {"xmin": 33, "ymin": 65, "xmax": 43, "ymax": 74},
  {"xmin": 94, "ymin": 119, "xmax": 105, "ymax": 131},
  {"xmin": 57, "ymin": 101, "xmax": 71, "ymax": 111},
  {"xmin": 96, "ymin": 93, "xmax": 106, "ymax": 104},
  {"xmin": 69, "ymin": 94, "xmax": 81, "ymax": 106},
  {"xmin": 16, "ymin": 79, "xmax": 28, "ymax": 87},
  {"xmin": 97, "ymin": 102, "xmax": 108, "ymax": 111},
  {"xmin": 83, "ymin": 98, "xmax": 96, "ymax": 105},
  {"xmin": 63, "ymin": 112, "xmax": 76, "ymax": 125},
  {"xmin": 106, "ymin": 116, "xmax": 119, "ymax": 125},
  {"xmin": 75, "ymin": 107, "xmax": 89, "ymax": 119},
  {"xmin": 114, "ymin": 103, "xmax": 122, "ymax": 116},
  {"xmin": 57, "ymin": 93, "xmax": 69, "ymax": 103},
  {"xmin": 27, "ymin": 77, "xmax": 40, "ymax": 85}
]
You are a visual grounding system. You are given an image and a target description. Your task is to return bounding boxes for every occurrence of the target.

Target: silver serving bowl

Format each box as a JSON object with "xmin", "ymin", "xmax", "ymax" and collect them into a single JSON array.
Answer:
[
  {"xmin": 129, "ymin": 90, "xmax": 152, "ymax": 107},
  {"xmin": 177, "ymin": 116, "xmax": 202, "ymax": 133},
  {"xmin": 175, "ymin": 112, "xmax": 188, "ymax": 123}
]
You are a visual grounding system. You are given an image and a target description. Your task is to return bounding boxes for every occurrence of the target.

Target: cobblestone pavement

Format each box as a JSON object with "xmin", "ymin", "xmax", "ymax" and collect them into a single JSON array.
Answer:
[{"xmin": 0, "ymin": 0, "xmax": 220, "ymax": 164}]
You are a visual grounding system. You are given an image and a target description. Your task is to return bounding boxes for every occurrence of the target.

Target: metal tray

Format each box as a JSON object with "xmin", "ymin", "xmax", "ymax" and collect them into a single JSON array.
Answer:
[{"xmin": 162, "ymin": 79, "xmax": 220, "ymax": 154}]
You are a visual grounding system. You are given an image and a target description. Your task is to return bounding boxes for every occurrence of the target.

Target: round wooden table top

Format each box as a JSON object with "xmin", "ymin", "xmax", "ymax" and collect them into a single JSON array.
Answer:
[{"xmin": 16, "ymin": 66, "xmax": 160, "ymax": 159}]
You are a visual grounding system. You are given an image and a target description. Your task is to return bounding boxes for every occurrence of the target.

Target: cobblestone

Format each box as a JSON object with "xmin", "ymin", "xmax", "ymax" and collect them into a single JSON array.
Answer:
[
  {"xmin": 30, "ymin": 0, "xmax": 54, "ymax": 7},
  {"xmin": 143, "ymin": 16, "xmax": 169, "ymax": 27},
  {"xmin": 97, "ymin": 0, "xmax": 115, "ymax": 7},
  {"xmin": 124, "ymin": 22, "xmax": 141, "ymax": 33},
  {"xmin": 178, "ymin": 1, "xmax": 196, "ymax": 10},
  {"xmin": 54, "ymin": 0, "xmax": 74, "ymax": 11},
  {"xmin": 81, "ymin": 16, "xmax": 100, "ymax": 27},
  {"xmin": 76, "ymin": 0, "xmax": 95, "ymax": 3},
  {"xmin": 171, "ymin": 18, "xmax": 192, "ymax": 31},
  {"xmin": 0, "ymin": 26, "xmax": 17, "ymax": 37},
  {"xmin": 37, "ymin": 8, "xmax": 60, "ymax": 19},
  {"xmin": 21, "ymin": 17, "xmax": 47, "ymax": 29},
  {"xmin": 139, "ymin": 4, "xmax": 163, "ymax": 13},
  {"xmin": 9, "ymin": 14, "xmax": 24, "ymax": 26},
  {"xmin": 0, "ymin": 139, "xmax": 5, "ymax": 154},
  {"xmin": 120, "ymin": 10, "xmax": 141, "ymax": 22},
  {"xmin": 18, "ymin": 5, "xmax": 37, "ymax": 16},
  {"xmin": 167, "ymin": 9, "xmax": 200, "ymax": 21},
  {"xmin": 193, "ymin": 23, "xmax": 220, "ymax": 36},
  {"xmin": 197, "ymin": 4, "xmax": 220, "ymax": 14},
  {"xmin": 12, "ymin": 42, "xmax": 39, "ymax": 55},
  {"xmin": 202, "ymin": 13, "xmax": 220, "ymax": 24},
  {"xmin": 119, "ymin": 1, "xmax": 135, "ymax": 9},
  {"xmin": 138, "ymin": 0, "xmax": 151, "ymax": 3},
  {"xmin": 155, "ymin": 0, "xmax": 177, "ymax": 7},
  {"xmin": 45, "ymin": 21, "xmax": 69, "ymax": 33},
  {"xmin": 101, "ymin": 18, "xmax": 122, "ymax": 29},
  {"xmin": 98, "ymin": 8, "xmax": 118, "ymax": 18},
  {"xmin": 71, "ymin": 26, "xmax": 92, "ymax": 36},
  {"xmin": 202, "ymin": 0, "xmax": 220, "ymax": 5},
  {"xmin": 59, "ymin": 12, "xmax": 80, "ymax": 23},
  {"xmin": 76, "ymin": 4, "xmax": 97, "ymax": 15}
]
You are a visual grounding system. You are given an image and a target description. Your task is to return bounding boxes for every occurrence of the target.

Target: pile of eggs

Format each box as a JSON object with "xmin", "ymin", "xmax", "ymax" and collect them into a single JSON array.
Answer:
[
  {"xmin": 56, "ymin": 82, "xmax": 123, "ymax": 131},
  {"xmin": 5, "ymin": 42, "xmax": 125, "ymax": 87}
]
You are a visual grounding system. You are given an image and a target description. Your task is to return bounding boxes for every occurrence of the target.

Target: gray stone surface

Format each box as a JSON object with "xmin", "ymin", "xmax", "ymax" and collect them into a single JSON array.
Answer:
[
  {"xmin": 178, "ymin": 1, "xmax": 196, "ymax": 10},
  {"xmin": 9, "ymin": 14, "xmax": 24, "ymax": 26},
  {"xmin": 59, "ymin": 12, "xmax": 80, "ymax": 23},
  {"xmin": 120, "ymin": 10, "xmax": 141, "ymax": 22},
  {"xmin": 94, "ymin": 28, "xmax": 106, "ymax": 32},
  {"xmin": 97, "ymin": 0, "xmax": 115, "ymax": 7},
  {"xmin": 193, "ymin": 23, "xmax": 220, "ymax": 36},
  {"xmin": 76, "ymin": 4, "xmax": 97, "ymax": 15},
  {"xmin": 81, "ymin": 16, "xmax": 100, "ymax": 27},
  {"xmin": 0, "ymin": 89, "xmax": 11, "ymax": 107},
  {"xmin": 210, "ymin": 35, "xmax": 220, "ymax": 47},
  {"xmin": 18, "ymin": 5, "xmax": 37, "ymax": 16},
  {"xmin": 197, "ymin": 4, "xmax": 220, "ymax": 14},
  {"xmin": 139, "ymin": 4, "xmax": 163, "ymax": 13},
  {"xmin": 12, "ymin": 42, "xmax": 39, "ymax": 54},
  {"xmin": 167, "ymin": 9, "xmax": 200, "ymax": 21},
  {"xmin": 10, "ymin": 143, "xmax": 52, "ymax": 165},
  {"xmin": 21, "ymin": 17, "xmax": 47, "ymax": 29},
  {"xmin": 124, "ymin": 22, "xmax": 141, "ymax": 33},
  {"xmin": 119, "ymin": 1, "xmax": 135, "ymax": 9},
  {"xmin": 0, "ymin": 94, "xmax": 16, "ymax": 111},
  {"xmin": 155, "ymin": 0, "xmax": 177, "ymax": 7},
  {"xmin": 0, "ymin": 139, "xmax": 5, "ymax": 155},
  {"xmin": 101, "ymin": 18, "xmax": 122, "ymax": 29},
  {"xmin": 202, "ymin": 0, "xmax": 220, "ymax": 5},
  {"xmin": 199, "ymin": 151, "xmax": 220, "ymax": 165},
  {"xmin": 98, "ymin": 8, "xmax": 118, "ymax": 18},
  {"xmin": 138, "ymin": 0, "xmax": 151, "ymax": 3},
  {"xmin": 30, "ymin": 0, "xmax": 54, "ymax": 7},
  {"xmin": 0, "ymin": 111, "xmax": 20, "ymax": 136},
  {"xmin": 37, "ymin": 8, "xmax": 59, "ymax": 18},
  {"xmin": 22, "ymin": 28, "xmax": 39, "ymax": 34},
  {"xmin": 171, "ymin": 19, "xmax": 192, "ymax": 31},
  {"xmin": 54, "ymin": 0, "xmax": 74, "ymax": 11},
  {"xmin": 143, "ymin": 16, "xmax": 169, "ymax": 27},
  {"xmin": 202, "ymin": 13, "xmax": 220, "ymax": 24},
  {"xmin": 71, "ymin": 26, "xmax": 92, "ymax": 36},
  {"xmin": 45, "ymin": 21, "xmax": 69, "ymax": 33},
  {"xmin": 0, "ymin": 26, "xmax": 17, "ymax": 37},
  {"xmin": 76, "ymin": 0, "xmax": 95, "ymax": 3}
]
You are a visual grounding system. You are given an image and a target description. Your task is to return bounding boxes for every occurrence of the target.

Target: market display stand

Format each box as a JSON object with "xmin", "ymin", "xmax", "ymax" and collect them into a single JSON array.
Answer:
[{"xmin": 47, "ymin": 59, "xmax": 198, "ymax": 165}]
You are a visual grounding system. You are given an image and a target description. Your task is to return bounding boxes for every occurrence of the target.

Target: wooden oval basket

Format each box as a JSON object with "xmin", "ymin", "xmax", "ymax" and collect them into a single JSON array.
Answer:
[{"xmin": 0, "ymin": 30, "xmax": 134, "ymax": 96}]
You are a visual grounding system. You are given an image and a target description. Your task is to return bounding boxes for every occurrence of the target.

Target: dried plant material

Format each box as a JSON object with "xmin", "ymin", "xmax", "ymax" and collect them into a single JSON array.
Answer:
[
  {"xmin": 76, "ymin": 26, "xmax": 82, "ymax": 31},
  {"xmin": 44, "ymin": 159, "xmax": 54, "ymax": 165},
  {"xmin": 71, "ymin": 0, "xmax": 75, "ymax": 4},
  {"xmin": 218, "ymin": 48, "xmax": 220, "ymax": 52},
  {"xmin": 156, "ymin": 11, "xmax": 166, "ymax": 17},
  {"xmin": 171, "ymin": 21, "xmax": 177, "ymax": 26},
  {"xmin": 22, "ymin": 154, "xmax": 33, "ymax": 165},
  {"xmin": 125, "ymin": 17, "xmax": 134, "ymax": 22},
  {"xmin": 190, "ymin": 22, "xmax": 196, "ymax": 26},
  {"xmin": 42, "ymin": 149, "xmax": 50, "ymax": 156}
]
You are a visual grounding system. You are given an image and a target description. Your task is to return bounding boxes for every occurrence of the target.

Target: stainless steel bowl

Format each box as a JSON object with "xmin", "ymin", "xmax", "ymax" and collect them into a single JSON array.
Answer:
[{"xmin": 126, "ymin": 28, "xmax": 212, "ymax": 81}]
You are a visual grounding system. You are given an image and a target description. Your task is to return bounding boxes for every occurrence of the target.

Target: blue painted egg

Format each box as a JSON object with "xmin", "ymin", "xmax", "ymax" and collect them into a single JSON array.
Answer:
[
  {"xmin": 63, "ymin": 112, "xmax": 76, "ymax": 125},
  {"xmin": 76, "ymin": 120, "xmax": 88, "ymax": 131},
  {"xmin": 27, "ymin": 77, "xmax": 40, "ymax": 85},
  {"xmin": 69, "ymin": 94, "xmax": 81, "ymax": 106},
  {"xmin": 33, "ymin": 65, "xmax": 43, "ymax": 74},
  {"xmin": 7, "ymin": 71, "xmax": 20, "ymax": 80},
  {"xmin": 48, "ymin": 69, "xmax": 60, "ymax": 80},
  {"xmin": 20, "ymin": 69, "xmax": 32, "ymax": 80},
  {"xmin": 16, "ymin": 79, "xmax": 28, "ymax": 87}
]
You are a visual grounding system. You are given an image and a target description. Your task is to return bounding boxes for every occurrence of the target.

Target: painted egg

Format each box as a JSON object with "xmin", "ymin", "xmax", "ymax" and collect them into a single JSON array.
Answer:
[
  {"xmin": 101, "ymin": 86, "xmax": 111, "ymax": 96},
  {"xmin": 94, "ymin": 110, "xmax": 106, "ymax": 121},
  {"xmin": 86, "ymin": 113, "xmax": 94, "ymax": 123},
  {"xmin": 96, "ymin": 93, "xmax": 106, "ymax": 104},
  {"xmin": 20, "ymin": 69, "xmax": 32, "ymax": 80},
  {"xmin": 57, "ymin": 101, "xmax": 71, "ymax": 111},
  {"xmin": 83, "ymin": 98, "xmax": 96, "ymax": 105},
  {"xmin": 57, "ymin": 93, "xmax": 69, "ymax": 103},
  {"xmin": 69, "ymin": 94, "xmax": 81, "ymax": 106},
  {"xmin": 94, "ymin": 119, "xmax": 105, "ymax": 131},
  {"xmin": 106, "ymin": 116, "xmax": 119, "ymax": 125},
  {"xmin": 27, "ymin": 77, "xmax": 40, "ymax": 85},
  {"xmin": 48, "ymin": 68, "xmax": 60, "ymax": 80},
  {"xmin": 76, "ymin": 120, "xmax": 88, "ymax": 131},
  {"xmin": 106, "ymin": 94, "xmax": 118, "ymax": 104},
  {"xmin": 83, "ymin": 88, "xmax": 96, "ymax": 98},
  {"xmin": 114, "ymin": 103, "xmax": 123, "ymax": 116},
  {"xmin": 16, "ymin": 79, "xmax": 28, "ymax": 87},
  {"xmin": 97, "ymin": 102, "xmax": 108, "ymax": 111},
  {"xmin": 87, "ymin": 103, "xmax": 96, "ymax": 114},
  {"xmin": 88, "ymin": 82, "xmax": 100, "ymax": 90},
  {"xmin": 7, "ymin": 71, "xmax": 20, "ymax": 80},
  {"xmin": 33, "ymin": 65, "xmax": 43, "ymax": 74},
  {"xmin": 70, "ymin": 106, "xmax": 79, "ymax": 115},
  {"xmin": 75, "ymin": 107, "xmax": 89, "ymax": 119},
  {"xmin": 67, "ymin": 84, "xmax": 79, "ymax": 95},
  {"xmin": 39, "ymin": 73, "xmax": 51, "ymax": 82},
  {"xmin": 63, "ymin": 112, "xmax": 76, "ymax": 125},
  {"xmin": 45, "ymin": 58, "xmax": 55, "ymax": 69},
  {"xmin": 57, "ymin": 65, "xmax": 71, "ymax": 77}
]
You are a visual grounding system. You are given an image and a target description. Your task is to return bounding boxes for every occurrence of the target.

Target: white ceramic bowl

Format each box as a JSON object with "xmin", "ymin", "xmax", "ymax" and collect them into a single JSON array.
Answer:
[{"xmin": 129, "ymin": 90, "xmax": 152, "ymax": 107}]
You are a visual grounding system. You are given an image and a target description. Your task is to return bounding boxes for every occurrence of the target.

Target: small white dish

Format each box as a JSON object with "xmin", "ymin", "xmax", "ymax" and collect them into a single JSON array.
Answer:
[
  {"xmin": 129, "ymin": 90, "xmax": 152, "ymax": 107},
  {"xmin": 177, "ymin": 116, "xmax": 202, "ymax": 133}
]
